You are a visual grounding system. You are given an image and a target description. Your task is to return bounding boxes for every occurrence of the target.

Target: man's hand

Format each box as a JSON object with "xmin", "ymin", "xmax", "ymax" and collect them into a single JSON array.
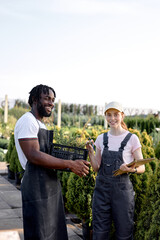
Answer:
[{"xmin": 69, "ymin": 160, "xmax": 90, "ymax": 177}]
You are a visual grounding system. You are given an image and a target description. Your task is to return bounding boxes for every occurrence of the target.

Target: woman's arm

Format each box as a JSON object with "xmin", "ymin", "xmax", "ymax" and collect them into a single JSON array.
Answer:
[
  {"xmin": 120, "ymin": 147, "xmax": 145, "ymax": 174},
  {"xmin": 132, "ymin": 147, "xmax": 145, "ymax": 174}
]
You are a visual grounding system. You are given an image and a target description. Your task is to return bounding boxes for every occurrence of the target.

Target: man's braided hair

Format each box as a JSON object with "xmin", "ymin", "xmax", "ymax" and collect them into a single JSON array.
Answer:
[{"xmin": 28, "ymin": 84, "xmax": 56, "ymax": 107}]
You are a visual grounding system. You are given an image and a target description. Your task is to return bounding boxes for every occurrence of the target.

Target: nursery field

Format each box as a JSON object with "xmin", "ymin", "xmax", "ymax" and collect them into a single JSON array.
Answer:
[{"xmin": 1, "ymin": 105, "xmax": 160, "ymax": 239}]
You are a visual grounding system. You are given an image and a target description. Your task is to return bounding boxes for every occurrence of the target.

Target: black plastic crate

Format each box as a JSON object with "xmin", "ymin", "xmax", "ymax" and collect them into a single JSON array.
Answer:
[{"xmin": 50, "ymin": 143, "xmax": 88, "ymax": 171}]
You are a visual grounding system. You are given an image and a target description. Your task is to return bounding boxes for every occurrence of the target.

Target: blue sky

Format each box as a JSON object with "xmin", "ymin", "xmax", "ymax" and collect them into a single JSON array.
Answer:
[{"xmin": 0, "ymin": 0, "xmax": 160, "ymax": 111}]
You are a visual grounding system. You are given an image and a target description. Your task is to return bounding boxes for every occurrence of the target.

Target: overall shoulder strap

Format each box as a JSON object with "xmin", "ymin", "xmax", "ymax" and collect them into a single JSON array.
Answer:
[
  {"xmin": 103, "ymin": 132, "xmax": 108, "ymax": 148},
  {"xmin": 119, "ymin": 133, "xmax": 132, "ymax": 152}
]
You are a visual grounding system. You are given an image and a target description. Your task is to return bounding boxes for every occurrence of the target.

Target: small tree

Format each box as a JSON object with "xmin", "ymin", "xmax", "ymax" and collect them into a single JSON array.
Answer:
[
  {"xmin": 155, "ymin": 141, "xmax": 160, "ymax": 159},
  {"xmin": 66, "ymin": 168, "xmax": 95, "ymax": 225},
  {"xmin": 129, "ymin": 129, "xmax": 156, "ymax": 239},
  {"xmin": 5, "ymin": 132, "xmax": 24, "ymax": 180},
  {"xmin": 5, "ymin": 133, "xmax": 15, "ymax": 164}
]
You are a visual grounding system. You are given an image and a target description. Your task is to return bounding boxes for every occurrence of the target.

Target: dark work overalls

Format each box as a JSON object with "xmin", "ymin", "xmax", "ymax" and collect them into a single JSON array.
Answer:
[
  {"xmin": 21, "ymin": 127, "xmax": 68, "ymax": 240},
  {"xmin": 92, "ymin": 132, "xmax": 135, "ymax": 240}
]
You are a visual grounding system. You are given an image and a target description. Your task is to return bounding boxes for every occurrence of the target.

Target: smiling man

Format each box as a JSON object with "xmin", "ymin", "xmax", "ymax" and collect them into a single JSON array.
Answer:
[{"xmin": 14, "ymin": 84, "xmax": 90, "ymax": 240}]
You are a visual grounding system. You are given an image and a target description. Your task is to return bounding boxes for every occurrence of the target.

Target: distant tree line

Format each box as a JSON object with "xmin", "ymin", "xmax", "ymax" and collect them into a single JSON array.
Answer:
[
  {"xmin": 54, "ymin": 103, "xmax": 98, "ymax": 116},
  {"xmin": 125, "ymin": 116, "xmax": 160, "ymax": 135},
  {"xmin": 6, "ymin": 100, "xmax": 160, "ymax": 134}
]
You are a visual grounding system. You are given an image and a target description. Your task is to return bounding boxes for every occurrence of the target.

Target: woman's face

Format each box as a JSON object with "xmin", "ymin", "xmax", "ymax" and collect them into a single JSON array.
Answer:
[{"xmin": 105, "ymin": 108, "xmax": 123, "ymax": 129}]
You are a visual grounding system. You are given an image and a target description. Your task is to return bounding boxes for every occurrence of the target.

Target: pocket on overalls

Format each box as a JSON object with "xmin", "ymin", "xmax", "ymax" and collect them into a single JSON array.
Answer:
[{"xmin": 103, "ymin": 162, "xmax": 114, "ymax": 176}]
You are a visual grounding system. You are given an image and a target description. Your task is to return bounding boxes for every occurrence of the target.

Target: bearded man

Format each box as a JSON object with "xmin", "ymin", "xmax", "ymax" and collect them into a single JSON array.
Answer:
[{"xmin": 14, "ymin": 84, "xmax": 89, "ymax": 240}]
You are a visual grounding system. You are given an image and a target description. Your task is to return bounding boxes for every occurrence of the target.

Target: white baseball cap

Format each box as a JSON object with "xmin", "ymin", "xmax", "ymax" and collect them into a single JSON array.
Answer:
[{"xmin": 104, "ymin": 101, "xmax": 123, "ymax": 114}]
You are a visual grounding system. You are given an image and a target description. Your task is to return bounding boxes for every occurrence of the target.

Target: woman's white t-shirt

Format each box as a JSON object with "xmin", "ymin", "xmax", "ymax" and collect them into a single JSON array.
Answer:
[
  {"xmin": 14, "ymin": 112, "xmax": 46, "ymax": 170},
  {"xmin": 95, "ymin": 131, "xmax": 141, "ymax": 165}
]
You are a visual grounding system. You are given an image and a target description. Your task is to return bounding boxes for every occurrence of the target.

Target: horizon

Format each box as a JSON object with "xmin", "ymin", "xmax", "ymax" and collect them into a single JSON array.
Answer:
[{"xmin": 0, "ymin": 96, "xmax": 159, "ymax": 117}]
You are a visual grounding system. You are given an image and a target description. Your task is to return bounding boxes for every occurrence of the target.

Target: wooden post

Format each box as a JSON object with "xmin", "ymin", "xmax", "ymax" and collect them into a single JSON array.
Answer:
[
  {"xmin": 4, "ymin": 95, "xmax": 8, "ymax": 123},
  {"xmin": 57, "ymin": 99, "xmax": 61, "ymax": 128}
]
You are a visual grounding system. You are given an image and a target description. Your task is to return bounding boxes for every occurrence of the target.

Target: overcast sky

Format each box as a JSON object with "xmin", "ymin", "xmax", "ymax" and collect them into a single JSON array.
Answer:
[{"xmin": 0, "ymin": 0, "xmax": 160, "ymax": 111}]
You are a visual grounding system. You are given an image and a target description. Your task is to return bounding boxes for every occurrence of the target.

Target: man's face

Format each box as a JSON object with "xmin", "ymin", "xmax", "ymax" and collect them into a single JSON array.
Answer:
[{"xmin": 37, "ymin": 89, "xmax": 55, "ymax": 118}]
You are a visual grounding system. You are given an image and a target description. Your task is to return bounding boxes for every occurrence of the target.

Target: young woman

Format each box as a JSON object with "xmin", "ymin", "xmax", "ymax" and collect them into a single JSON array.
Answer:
[{"xmin": 86, "ymin": 101, "xmax": 145, "ymax": 240}]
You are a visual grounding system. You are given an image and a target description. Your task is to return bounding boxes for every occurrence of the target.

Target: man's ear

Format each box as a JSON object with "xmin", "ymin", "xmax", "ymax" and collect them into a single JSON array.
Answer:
[{"xmin": 32, "ymin": 96, "xmax": 37, "ymax": 104}]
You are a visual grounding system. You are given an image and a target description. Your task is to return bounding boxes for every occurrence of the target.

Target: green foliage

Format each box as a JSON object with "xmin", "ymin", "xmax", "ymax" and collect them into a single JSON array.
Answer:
[
  {"xmin": 5, "ymin": 133, "xmax": 15, "ymax": 164},
  {"xmin": 4, "ymin": 133, "xmax": 23, "ymax": 177},
  {"xmin": 9, "ymin": 107, "xmax": 28, "ymax": 120},
  {"xmin": 144, "ymin": 199, "xmax": 160, "ymax": 240},
  {"xmin": 9, "ymin": 146, "xmax": 18, "ymax": 173},
  {"xmin": 66, "ymin": 168, "xmax": 95, "ymax": 224},
  {"xmin": 52, "ymin": 126, "xmax": 88, "ymax": 148},
  {"xmin": 135, "ymin": 160, "xmax": 160, "ymax": 240},
  {"xmin": 1, "ymin": 102, "xmax": 160, "ymax": 140},
  {"xmin": 3, "ymin": 107, "xmax": 159, "ymax": 237},
  {"xmin": 0, "ymin": 148, "xmax": 5, "ymax": 162},
  {"xmin": 14, "ymin": 99, "xmax": 29, "ymax": 109},
  {"xmin": 0, "ymin": 115, "xmax": 17, "ymax": 138},
  {"xmin": 61, "ymin": 171, "xmax": 71, "ymax": 200},
  {"xmin": 155, "ymin": 141, "xmax": 160, "ymax": 159},
  {"xmin": 128, "ymin": 128, "xmax": 156, "ymax": 237},
  {"xmin": 125, "ymin": 116, "xmax": 160, "ymax": 135},
  {"xmin": 0, "ymin": 138, "xmax": 9, "ymax": 149},
  {"xmin": 54, "ymin": 103, "xmax": 98, "ymax": 116},
  {"xmin": 52, "ymin": 127, "xmax": 96, "ymax": 224},
  {"xmin": 53, "ymin": 113, "xmax": 105, "ymax": 128}
]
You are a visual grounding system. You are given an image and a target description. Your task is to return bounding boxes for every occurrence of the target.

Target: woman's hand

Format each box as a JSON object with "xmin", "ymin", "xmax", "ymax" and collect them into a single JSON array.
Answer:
[
  {"xmin": 120, "ymin": 163, "xmax": 137, "ymax": 174},
  {"xmin": 86, "ymin": 139, "xmax": 101, "ymax": 172},
  {"xmin": 86, "ymin": 139, "xmax": 95, "ymax": 155}
]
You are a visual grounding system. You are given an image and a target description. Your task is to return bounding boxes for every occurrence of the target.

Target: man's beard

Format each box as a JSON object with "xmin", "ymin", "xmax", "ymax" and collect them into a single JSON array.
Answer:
[{"xmin": 37, "ymin": 102, "xmax": 52, "ymax": 118}]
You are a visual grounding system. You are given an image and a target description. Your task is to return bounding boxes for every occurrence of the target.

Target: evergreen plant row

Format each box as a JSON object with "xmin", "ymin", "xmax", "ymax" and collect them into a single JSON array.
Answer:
[{"xmin": 4, "ymin": 126, "xmax": 160, "ymax": 239}]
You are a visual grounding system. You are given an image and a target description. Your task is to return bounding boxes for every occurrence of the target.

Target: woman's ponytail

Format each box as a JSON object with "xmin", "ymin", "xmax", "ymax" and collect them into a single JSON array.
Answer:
[{"xmin": 121, "ymin": 113, "xmax": 128, "ymax": 130}]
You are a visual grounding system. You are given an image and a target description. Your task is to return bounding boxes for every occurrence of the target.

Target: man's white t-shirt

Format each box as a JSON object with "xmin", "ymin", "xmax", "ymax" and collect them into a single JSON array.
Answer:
[
  {"xmin": 14, "ymin": 112, "xmax": 46, "ymax": 170},
  {"xmin": 95, "ymin": 131, "xmax": 141, "ymax": 165}
]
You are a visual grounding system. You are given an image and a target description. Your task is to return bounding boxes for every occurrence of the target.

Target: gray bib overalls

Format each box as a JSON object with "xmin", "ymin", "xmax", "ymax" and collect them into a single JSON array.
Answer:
[{"xmin": 92, "ymin": 132, "xmax": 135, "ymax": 240}]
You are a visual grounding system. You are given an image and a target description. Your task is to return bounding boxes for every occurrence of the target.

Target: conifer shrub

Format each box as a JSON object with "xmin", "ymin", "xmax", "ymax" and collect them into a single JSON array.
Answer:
[
  {"xmin": 9, "ymin": 146, "xmax": 18, "ymax": 173},
  {"xmin": 129, "ymin": 128, "xmax": 156, "ymax": 238},
  {"xmin": 144, "ymin": 199, "xmax": 160, "ymax": 240},
  {"xmin": 0, "ymin": 148, "xmax": 5, "ymax": 162},
  {"xmin": 155, "ymin": 141, "xmax": 160, "ymax": 159},
  {"xmin": 5, "ymin": 132, "xmax": 23, "ymax": 178},
  {"xmin": 0, "ymin": 138, "xmax": 9, "ymax": 149},
  {"xmin": 5, "ymin": 133, "xmax": 15, "ymax": 164},
  {"xmin": 134, "ymin": 160, "xmax": 160, "ymax": 240},
  {"xmin": 66, "ymin": 168, "xmax": 95, "ymax": 225}
]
